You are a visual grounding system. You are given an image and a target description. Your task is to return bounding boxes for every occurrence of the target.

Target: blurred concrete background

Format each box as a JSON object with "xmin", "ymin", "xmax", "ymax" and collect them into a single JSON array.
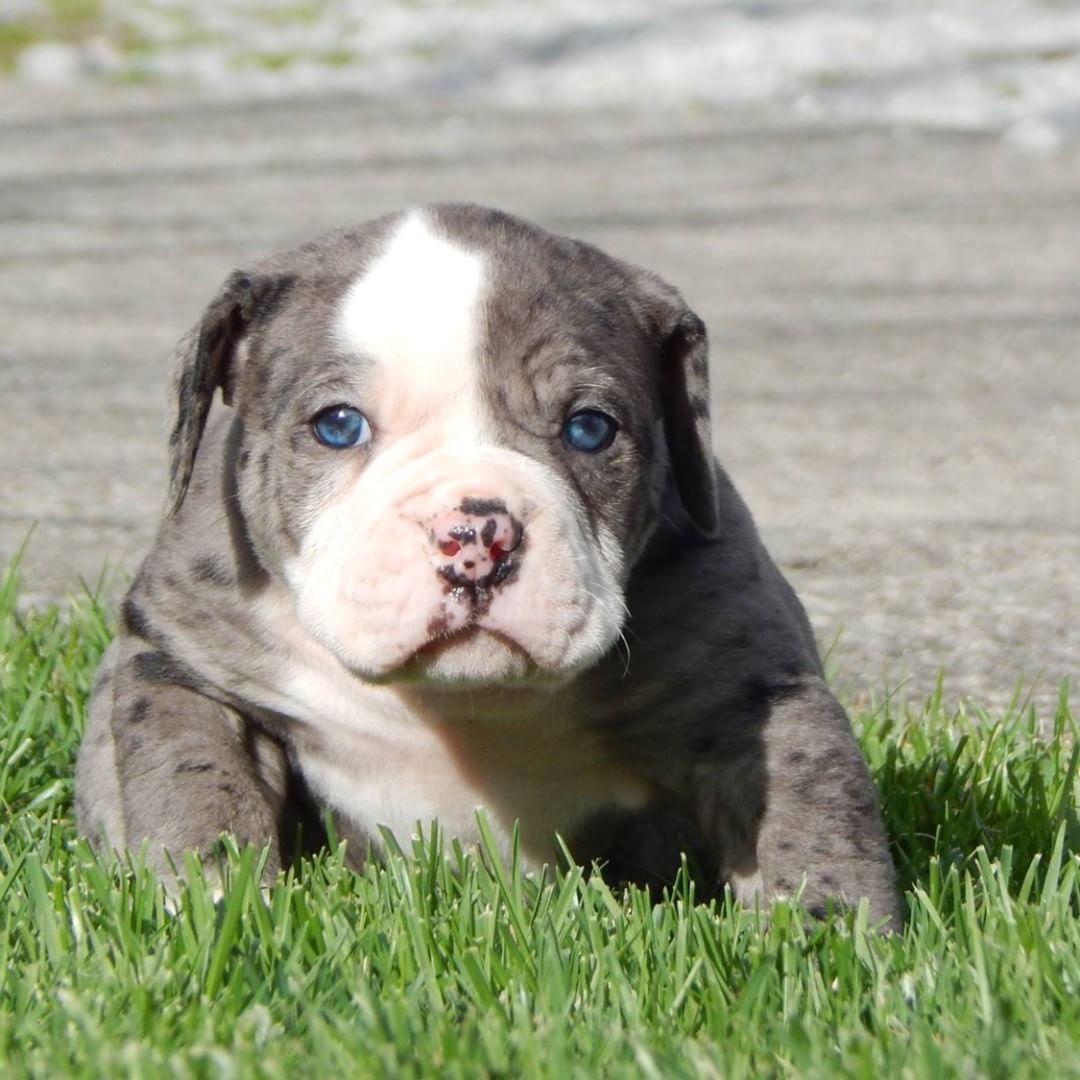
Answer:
[{"xmin": 1, "ymin": 2, "xmax": 1078, "ymax": 714}]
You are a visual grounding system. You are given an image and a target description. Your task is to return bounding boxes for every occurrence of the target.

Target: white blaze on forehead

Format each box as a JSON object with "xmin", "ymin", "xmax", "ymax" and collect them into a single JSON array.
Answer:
[{"xmin": 335, "ymin": 210, "xmax": 487, "ymax": 432}]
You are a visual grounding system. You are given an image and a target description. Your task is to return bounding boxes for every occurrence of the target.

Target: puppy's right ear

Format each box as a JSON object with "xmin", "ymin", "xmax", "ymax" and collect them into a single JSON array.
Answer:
[{"xmin": 165, "ymin": 271, "xmax": 274, "ymax": 516}]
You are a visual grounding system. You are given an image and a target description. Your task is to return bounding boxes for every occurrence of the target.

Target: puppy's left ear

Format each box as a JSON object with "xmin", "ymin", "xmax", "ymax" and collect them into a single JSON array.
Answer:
[
  {"xmin": 658, "ymin": 308, "xmax": 719, "ymax": 536},
  {"xmin": 631, "ymin": 271, "xmax": 719, "ymax": 536}
]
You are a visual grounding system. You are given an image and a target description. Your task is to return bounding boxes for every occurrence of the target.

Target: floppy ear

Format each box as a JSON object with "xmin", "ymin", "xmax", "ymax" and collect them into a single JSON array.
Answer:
[
  {"xmin": 165, "ymin": 270, "xmax": 287, "ymax": 516},
  {"xmin": 627, "ymin": 266, "xmax": 719, "ymax": 536},
  {"xmin": 657, "ymin": 307, "xmax": 720, "ymax": 536}
]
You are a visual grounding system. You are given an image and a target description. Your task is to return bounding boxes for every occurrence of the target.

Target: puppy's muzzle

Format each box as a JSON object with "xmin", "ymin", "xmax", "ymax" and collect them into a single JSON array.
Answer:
[{"xmin": 430, "ymin": 498, "xmax": 524, "ymax": 592}]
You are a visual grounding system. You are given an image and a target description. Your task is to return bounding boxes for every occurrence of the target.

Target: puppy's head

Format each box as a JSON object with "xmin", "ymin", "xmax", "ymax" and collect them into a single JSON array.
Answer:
[{"xmin": 168, "ymin": 204, "xmax": 717, "ymax": 687}]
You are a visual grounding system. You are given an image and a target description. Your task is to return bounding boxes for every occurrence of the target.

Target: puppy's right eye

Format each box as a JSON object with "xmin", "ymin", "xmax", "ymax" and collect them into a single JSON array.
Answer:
[{"xmin": 312, "ymin": 405, "xmax": 371, "ymax": 449}]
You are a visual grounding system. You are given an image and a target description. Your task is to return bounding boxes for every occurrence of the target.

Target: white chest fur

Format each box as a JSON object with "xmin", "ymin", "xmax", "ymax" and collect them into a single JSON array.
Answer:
[
  {"xmin": 251, "ymin": 582, "xmax": 648, "ymax": 869},
  {"xmin": 290, "ymin": 685, "xmax": 650, "ymax": 869}
]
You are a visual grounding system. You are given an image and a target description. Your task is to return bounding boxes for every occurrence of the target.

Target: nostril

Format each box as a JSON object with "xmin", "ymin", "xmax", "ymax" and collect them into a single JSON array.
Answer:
[
  {"xmin": 479, "ymin": 516, "xmax": 523, "ymax": 558},
  {"xmin": 439, "ymin": 539, "xmax": 461, "ymax": 557},
  {"xmin": 488, "ymin": 529, "xmax": 520, "ymax": 561}
]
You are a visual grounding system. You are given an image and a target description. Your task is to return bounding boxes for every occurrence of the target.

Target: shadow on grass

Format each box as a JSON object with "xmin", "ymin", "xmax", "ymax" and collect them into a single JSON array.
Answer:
[{"xmin": 858, "ymin": 682, "xmax": 1078, "ymax": 907}]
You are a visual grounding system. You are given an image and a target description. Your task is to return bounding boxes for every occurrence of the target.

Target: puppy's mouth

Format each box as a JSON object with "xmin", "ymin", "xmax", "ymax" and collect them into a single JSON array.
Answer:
[{"xmin": 405, "ymin": 626, "xmax": 537, "ymax": 686}]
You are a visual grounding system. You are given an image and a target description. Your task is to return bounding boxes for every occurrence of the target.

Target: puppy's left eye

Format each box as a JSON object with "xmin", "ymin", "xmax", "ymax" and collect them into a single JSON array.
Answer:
[
  {"xmin": 562, "ymin": 409, "xmax": 618, "ymax": 453},
  {"xmin": 312, "ymin": 405, "xmax": 371, "ymax": 449}
]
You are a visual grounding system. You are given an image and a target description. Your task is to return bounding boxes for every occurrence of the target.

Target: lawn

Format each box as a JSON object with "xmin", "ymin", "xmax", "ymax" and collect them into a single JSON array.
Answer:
[{"xmin": 1, "ymin": 554, "xmax": 1078, "ymax": 1078}]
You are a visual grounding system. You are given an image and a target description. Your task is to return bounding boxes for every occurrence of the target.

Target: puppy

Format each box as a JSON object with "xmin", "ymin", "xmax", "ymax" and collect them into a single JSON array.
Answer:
[{"xmin": 76, "ymin": 203, "xmax": 899, "ymax": 927}]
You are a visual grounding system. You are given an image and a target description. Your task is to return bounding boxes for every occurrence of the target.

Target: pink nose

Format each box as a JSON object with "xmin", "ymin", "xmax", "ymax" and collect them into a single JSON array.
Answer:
[{"xmin": 430, "ymin": 498, "xmax": 524, "ymax": 589}]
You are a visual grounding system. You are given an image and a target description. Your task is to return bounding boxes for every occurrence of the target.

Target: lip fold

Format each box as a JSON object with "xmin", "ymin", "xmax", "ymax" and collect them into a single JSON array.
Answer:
[{"xmin": 403, "ymin": 625, "xmax": 538, "ymax": 687}]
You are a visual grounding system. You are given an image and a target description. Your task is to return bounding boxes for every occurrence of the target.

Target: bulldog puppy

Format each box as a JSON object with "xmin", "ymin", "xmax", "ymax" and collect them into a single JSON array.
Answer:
[{"xmin": 76, "ymin": 203, "xmax": 900, "ymax": 927}]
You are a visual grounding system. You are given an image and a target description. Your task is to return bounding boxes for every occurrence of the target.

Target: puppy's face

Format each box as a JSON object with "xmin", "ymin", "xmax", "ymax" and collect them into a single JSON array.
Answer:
[{"xmin": 168, "ymin": 205, "xmax": 716, "ymax": 687}]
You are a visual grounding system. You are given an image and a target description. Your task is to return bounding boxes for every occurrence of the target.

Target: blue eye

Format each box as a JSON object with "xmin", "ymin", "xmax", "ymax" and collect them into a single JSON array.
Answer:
[
  {"xmin": 562, "ymin": 409, "xmax": 618, "ymax": 453},
  {"xmin": 312, "ymin": 405, "xmax": 371, "ymax": 449}
]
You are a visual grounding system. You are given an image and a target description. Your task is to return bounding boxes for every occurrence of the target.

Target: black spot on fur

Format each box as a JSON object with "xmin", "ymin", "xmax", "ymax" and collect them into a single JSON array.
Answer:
[
  {"xmin": 238, "ymin": 449, "xmax": 251, "ymax": 471},
  {"xmin": 190, "ymin": 554, "xmax": 233, "ymax": 588},
  {"xmin": 129, "ymin": 697, "xmax": 151, "ymax": 725},
  {"xmin": 689, "ymin": 735, "xmax": 717, "ymax": 754},
  {"xmin": 121, "ymin": 598, "xmax": 156, "ymax": 642},
  {"xmin": 175, "ymin": 760, "xmax": 216, "ymax": 774},
  {"xmin": 480, "ymin": 518, "xmax": 497, "ymax": 547},
  {"xmin": 786, "ymin": 750, "xmax": 808, "ymax": 766},
  {"xmin": 133, "ymin": 650, "xmax": 201, "ymax": 689}
]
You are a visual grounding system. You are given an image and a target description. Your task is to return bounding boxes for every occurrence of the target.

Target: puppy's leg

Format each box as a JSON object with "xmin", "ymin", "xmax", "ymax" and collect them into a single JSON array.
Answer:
[
  {"xmin": 697, "ymin": 679, "xmax": 901, "ymax": 930},
  {"xmin": 76, "ymin": 642, "xmax": 298, "ymax": 884}
]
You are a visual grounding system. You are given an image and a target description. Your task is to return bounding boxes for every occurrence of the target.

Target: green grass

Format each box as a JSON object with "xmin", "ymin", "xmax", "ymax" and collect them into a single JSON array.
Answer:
[{"xmin": 2, "ymin": 553, "xmax": 1079, "ymax": 1078}]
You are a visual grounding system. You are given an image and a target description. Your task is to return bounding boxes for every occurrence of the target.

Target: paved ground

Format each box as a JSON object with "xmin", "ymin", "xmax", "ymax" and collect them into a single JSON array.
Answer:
[{"xmin": 1, "ymin": 86, "xmax": 1077, "ymax": 715}]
